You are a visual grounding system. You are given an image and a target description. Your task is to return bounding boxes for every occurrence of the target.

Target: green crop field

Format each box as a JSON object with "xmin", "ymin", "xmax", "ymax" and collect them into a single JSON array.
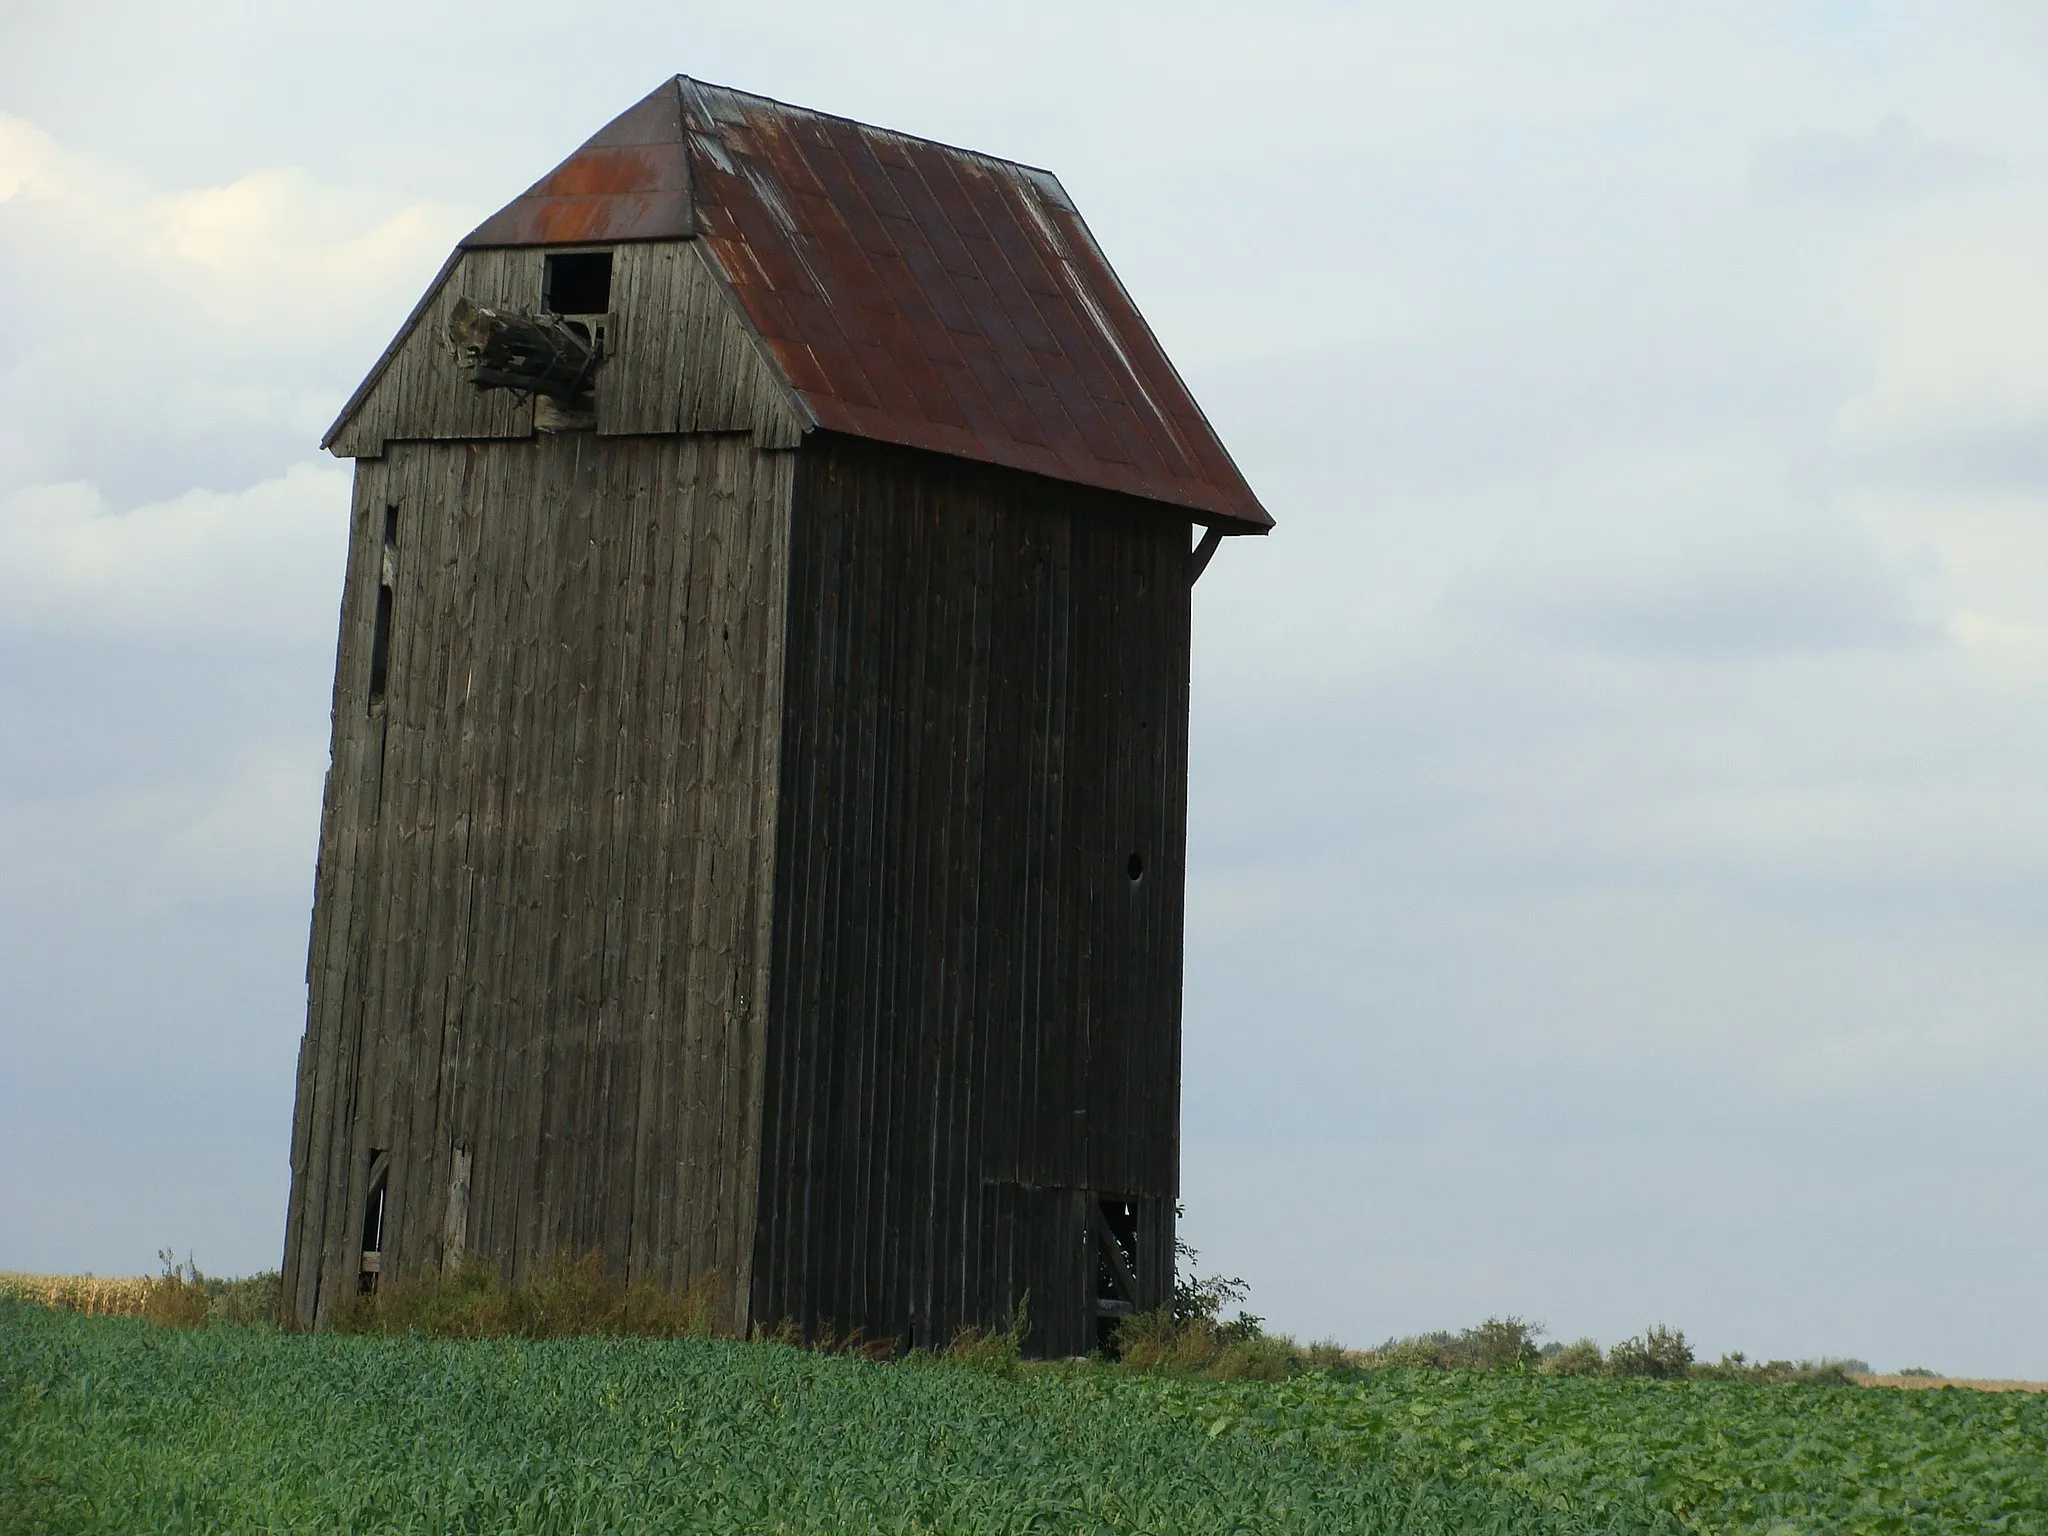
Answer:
[
  {"xmin": 4, "ymin": 1301, "xmax": 2044, "ymax": 1535},
  {"xmin": 1172, "ymin": 1367, "xmax": 2048, "ymax": 1533}
]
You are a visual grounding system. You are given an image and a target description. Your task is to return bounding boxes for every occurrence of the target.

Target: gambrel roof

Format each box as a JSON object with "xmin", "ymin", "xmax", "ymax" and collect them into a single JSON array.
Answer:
[{"xmin": 330, "ymin": 77, "xmax": 1270, "ymax": 532}]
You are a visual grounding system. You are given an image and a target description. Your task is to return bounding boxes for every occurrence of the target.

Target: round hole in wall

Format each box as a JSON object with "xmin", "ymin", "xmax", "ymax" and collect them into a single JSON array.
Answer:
[{"xmin": 1127, "ymin": 852, "xmax": 1145, "ymax": 882}]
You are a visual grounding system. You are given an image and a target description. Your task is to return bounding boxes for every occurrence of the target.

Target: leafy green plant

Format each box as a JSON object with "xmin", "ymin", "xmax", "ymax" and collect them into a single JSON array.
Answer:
[
  {"xmin": 1170, "ymin": 1218, "xmax": 1263, "ymax": 1341},
  {"xmin": 1169, "ymin": 1362, "xmax": 2048, "ymax": 1534}
]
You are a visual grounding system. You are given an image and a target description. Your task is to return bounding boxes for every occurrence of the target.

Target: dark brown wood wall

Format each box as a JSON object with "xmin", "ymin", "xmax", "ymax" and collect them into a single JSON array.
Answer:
[
  {"xmin": 283, "ymin": 431, "xmax": 792, "ymax": 1329},
  {"xmin": 752, "ymin": 434, "xmax": 1191, "ymax": 1357}
]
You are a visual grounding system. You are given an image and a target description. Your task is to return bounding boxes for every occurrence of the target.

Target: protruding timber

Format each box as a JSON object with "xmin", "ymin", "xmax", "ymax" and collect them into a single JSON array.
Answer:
[{"xmin": 445, "ymin": 297, "xmax": 603, "ymax": 403}]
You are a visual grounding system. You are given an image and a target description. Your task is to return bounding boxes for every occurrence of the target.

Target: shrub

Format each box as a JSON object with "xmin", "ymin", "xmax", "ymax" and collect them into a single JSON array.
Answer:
[
  {"xmin": 1114, "ymin": 1308, "xmax": 1297, "ymax": 1380},
  {"xmin": 202, "ymin": 1270, "xmax": 281, "ymax": 1326},
  {"xmin": 1690, "ymin": 1352, "xmax": 1861, "ymax": 1386},
  {"xmin": 940, "ymin": 1297, "xmax": 1029, "ymax": 1377},
  {"xmin": 1460, "ymin": 1316, "xmax": 1544, "ymax": 1371},
  {"xmin": 142, "ymin": 1251, "xmax": 211, "ymax": 1329},
  {"xmin": 1170, "ymin": 1226, "xmax": 1262, "ymax": 1342},
  {"xmin": 1298, "ymin": 1339, "xmax": 1353, "ymax": 1371},
  {"xmin": 1358, "ymin": 1332, "xmax": 1459, "ymax": 1369},
  {"xmin": 1356, "ymin": 1318, "xmax": 1545, "ymax": 1372},
  {"xmin": 1607, "ymin": 1324, "xmax": 1693, "ymax": 1379},
  {"xmin": 1898, "ymin": 1366, "xmax": 1940, "ymax": 1378},
  {"xmin": 1541, "ymin": 1338, "xmax": 1605, "ymax": 1376}
]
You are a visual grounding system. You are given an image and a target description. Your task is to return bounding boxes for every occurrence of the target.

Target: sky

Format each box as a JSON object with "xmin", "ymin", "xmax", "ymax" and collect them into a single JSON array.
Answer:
[{"xmin": 2, "ymin": 1, "xmax": 2044, "ymax": 1377}]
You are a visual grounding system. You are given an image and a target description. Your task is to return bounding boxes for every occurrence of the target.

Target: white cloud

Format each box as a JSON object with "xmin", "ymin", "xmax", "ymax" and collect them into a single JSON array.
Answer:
[
  {"xmin": 0, "ymin": 109, "xmax": 468, "ymax": 334},
  {"xmin": 0, "ymin": 460, "xmax": 351, "ymax": 643},
  {"xmin": 0, "ymin": 112, "xmax": 62, "ymax": 201},
  {"xmin": 1839, "ymin": 218, "xmax": 2048, "ymax": 452},
  {"xmin": 0, "ymin": 110, "xmax": 471, "ymax": 500}
]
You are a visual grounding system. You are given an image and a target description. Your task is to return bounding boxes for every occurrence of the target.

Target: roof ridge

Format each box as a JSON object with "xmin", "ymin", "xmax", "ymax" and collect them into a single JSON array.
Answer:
[{"xmin": 673, "ymin": 75, "xmax": 1071, "ymax": 193}]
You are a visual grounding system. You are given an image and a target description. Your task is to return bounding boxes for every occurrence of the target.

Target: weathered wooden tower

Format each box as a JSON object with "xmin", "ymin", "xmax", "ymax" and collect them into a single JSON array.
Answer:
[{"xmin": 282, "ymin": 76, "xmax": 1270, "ymax": 1353}]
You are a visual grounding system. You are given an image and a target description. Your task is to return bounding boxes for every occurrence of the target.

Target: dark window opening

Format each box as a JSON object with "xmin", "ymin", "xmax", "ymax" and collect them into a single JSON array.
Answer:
[
  {"xmin": 367, "ymin": 583, "xmax": 393, "ymax": 705},
  {"xmin": 381, "ymin": 503, "xmax": 399, "ymax": 549},
  {"xmin": 544, "ymin": 250, "xmax": 613, "ymax": 315},
  {"xmin": 1127, "ymin": 852, "xmax": 1145, "ymax": 883}
]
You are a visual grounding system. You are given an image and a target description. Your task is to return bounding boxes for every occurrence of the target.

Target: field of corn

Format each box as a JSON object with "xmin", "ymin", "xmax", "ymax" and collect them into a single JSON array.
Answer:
[
  {"xmin": 6, "ymin": 1300, "xmax": 2047, "ymax": 1535},
  {"xmin": 0, "ymin": 1275, "xmax": 151, "ymax": 1319}
]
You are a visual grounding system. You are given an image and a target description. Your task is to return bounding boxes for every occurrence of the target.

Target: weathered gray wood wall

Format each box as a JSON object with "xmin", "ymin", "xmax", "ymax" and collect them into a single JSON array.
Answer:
[
  {"xmin": 751, "ymin": 434, "xmax": 1190, "ymax": 1357},
  {"xmin": 283, "ymin": 430, "xmax": 793, "ymax": 1329},
  {"xmin": 324, "ymin": 248, "xmax": 541, "ymax": 459},
  {"xmin": 598, "ymin": 242, "xmax": 808, "ymax": 447},
  {"xmin": 328, "ymin": 240, "xmax": 806, "ymax": 460}
]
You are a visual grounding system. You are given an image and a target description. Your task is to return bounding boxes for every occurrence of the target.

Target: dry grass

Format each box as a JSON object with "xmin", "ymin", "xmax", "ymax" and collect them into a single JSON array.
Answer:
[
  {"xmin": 1853, "ymin": 1373, "xmax": 2048, "ymax": 1393},
  {"xmin": 340, "ymin": 1249, "xmax": 710, "ymax": 1339},
  {"xmin": 0, "ymin": 1272, "xmax": 152, "ymax": 1317}
]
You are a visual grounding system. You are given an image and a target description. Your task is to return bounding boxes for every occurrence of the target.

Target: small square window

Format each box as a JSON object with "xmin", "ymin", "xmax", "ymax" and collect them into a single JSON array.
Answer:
[{"xmin": 544, "ymin": 251, "xmax": 613, "ymax": 315}]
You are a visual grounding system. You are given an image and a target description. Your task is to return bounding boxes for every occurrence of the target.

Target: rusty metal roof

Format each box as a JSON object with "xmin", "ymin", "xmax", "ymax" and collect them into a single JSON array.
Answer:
[
  {"xmin": 465, "ymin": 84, "xmax": 694, "ymax": 247},
  {"xmin": 462, "ymin": 77, "xmax": 1269, "ymax": 531}
]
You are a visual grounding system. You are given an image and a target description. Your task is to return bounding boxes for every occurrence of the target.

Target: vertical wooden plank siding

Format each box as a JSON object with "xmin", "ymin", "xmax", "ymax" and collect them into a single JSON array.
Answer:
[
  {"xmin": 753, "ymin": 434, "xmax": 1191, "ymax": 1357},
  {"xmin": 282, "ymin": 433, "xmax": 792, "ymax": 1329},
  {"xmin": 598, "ymin": 242, "xmax": 809, "ymax": 448},
  {"xmin": 325, "ymin": 248, "xmax": 542, "ymax": 458},
  {"xmin": 329, "ymin": 239, "xmax": 806, "ymax": 461}
]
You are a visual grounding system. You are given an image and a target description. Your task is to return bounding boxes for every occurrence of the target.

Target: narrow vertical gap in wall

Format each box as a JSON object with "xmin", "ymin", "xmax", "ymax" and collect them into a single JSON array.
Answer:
[
  {"xmin": 367, "ymin": 505, "xmax": 399, "ymax": 710},
  {"xmin": 367, "ymin": 587, "xmax": 394, "ymax": 703},
  {"xmin": 359, "ymin": 1149, "xmax": 390, "ymax": 1296},
  {"xmin": 1093, "ymin": 1194, "xmax": 1140, "ymax": 1355}
]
